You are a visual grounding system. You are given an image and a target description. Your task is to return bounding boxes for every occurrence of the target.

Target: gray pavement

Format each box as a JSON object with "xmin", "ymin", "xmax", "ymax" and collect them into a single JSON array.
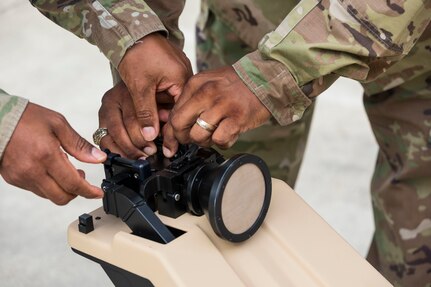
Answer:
[{"xmin": 0, "ymin": 2, "xmax": 378, "ymax": 286}]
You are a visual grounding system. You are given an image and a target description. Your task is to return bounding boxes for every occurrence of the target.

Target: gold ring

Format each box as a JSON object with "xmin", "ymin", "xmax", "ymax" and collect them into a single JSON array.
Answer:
[
  {"xmin": 92, "ymin": 128, "xmax": 108, "ymax": 146},
  {"xmin": 195, "ymin": 117, "xmax": 217, "ymax": 132}
]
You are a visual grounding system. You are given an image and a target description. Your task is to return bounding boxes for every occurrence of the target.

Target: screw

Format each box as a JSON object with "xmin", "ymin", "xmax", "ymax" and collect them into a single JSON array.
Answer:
[
  {"xmin": 134, "ymin": 173, "xmax": 139, "ymax": 179},
  {"xmin": 174, "ymin": 194, "xmax": 181, "ymax": 201}
]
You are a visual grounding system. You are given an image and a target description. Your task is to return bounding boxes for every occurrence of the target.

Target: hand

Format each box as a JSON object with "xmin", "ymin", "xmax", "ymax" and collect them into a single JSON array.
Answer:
[
  {"xmin": 98, "ymin": 81, "xmax": 174, "ymax": 158},
  {"xmin": 0, "ymin": 103, "xmax": 107, "ymax": 205},
  {"xmin": 162, "ymin": 66, "xmax": 271, "ymax": 157},
  {"xmin": 118, "ymin": 32, "xmax": 193, "ymax": 142}
]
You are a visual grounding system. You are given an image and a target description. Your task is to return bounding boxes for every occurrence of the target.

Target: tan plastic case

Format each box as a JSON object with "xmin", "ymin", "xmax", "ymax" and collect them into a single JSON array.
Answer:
[{"xmin": 68, "ymin": 179, "xmax": 392, "ymax": 287}]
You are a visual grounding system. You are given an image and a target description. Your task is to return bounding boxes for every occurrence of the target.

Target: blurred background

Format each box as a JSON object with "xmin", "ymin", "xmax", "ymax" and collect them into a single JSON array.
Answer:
[{"xmin": 0, "ymin": 1, "xmax": 378, "ymax": 286}]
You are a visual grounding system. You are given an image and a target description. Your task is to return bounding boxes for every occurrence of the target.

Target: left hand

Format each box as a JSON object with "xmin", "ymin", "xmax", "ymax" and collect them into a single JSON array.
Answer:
[{"xmin": 162, "ymin": 66, "xmax": 271, "ymax": 157}]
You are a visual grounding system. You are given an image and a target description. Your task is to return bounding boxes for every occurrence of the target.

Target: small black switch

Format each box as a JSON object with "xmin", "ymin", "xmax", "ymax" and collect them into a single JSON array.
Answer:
[{"xmin": 78, "ymin": 213, "xmax": 94, "ymax": 234}]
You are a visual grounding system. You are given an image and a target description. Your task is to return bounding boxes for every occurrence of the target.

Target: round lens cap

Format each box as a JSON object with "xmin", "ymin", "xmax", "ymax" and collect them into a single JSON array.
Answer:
[{"xmin": 207, "ymin": 154, "xmax": 271, "ymax": 242}]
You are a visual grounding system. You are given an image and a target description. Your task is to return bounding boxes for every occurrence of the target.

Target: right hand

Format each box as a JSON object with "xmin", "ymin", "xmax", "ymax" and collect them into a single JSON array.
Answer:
[
  {"xmin": 98, "ymin": 81, "xmax": 174, "ymax": 159},
  {"xmin": 118, "ymin": 32, "xmax": 193, "ymax": 143},
  {"xmin": 0, "ymin": 103, "xmax": 107, "ymax": 205}
]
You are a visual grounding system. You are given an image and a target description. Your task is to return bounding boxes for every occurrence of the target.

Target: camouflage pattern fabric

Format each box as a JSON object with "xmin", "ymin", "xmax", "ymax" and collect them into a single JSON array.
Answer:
[
  {"xmin": 31, "ymin": 0, "xmax": 170, "ymax": 68},
  {"xmin": 364, "ymin": 71, "xmax": 431, "ymax": 286},
  {"xmin": 232, "ymin": 0, "xmax": 430, "ymax": 125},
  {"xmin": 0, "ymin": 90, "xmax": 28, "ymax": 159}
]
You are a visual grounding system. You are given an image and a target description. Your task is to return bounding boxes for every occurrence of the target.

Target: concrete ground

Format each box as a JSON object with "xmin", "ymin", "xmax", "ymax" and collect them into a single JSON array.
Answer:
[{"xmin": 0, "ymin": 2, "xmax": 378, "ymax": 286}]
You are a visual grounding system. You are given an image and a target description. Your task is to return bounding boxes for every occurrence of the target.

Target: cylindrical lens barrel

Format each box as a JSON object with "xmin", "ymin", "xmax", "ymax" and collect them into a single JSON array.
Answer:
[{"xmin": 187, "ymin": 154, "xmax": 271, "ymax": 242}]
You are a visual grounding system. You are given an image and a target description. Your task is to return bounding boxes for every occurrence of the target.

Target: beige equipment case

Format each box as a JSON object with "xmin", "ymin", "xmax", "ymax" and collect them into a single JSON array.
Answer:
[{"xmin": 68, "ymin": 179, "xmax": 392, "ymax": 287}]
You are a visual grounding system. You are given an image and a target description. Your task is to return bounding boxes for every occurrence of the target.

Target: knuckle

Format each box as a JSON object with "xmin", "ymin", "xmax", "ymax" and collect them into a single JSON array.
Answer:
[
  {"xmin": 66, "ymin": 181, "xmax": 81, "ymax": 196},
  {"xmin": 186, "ymin": 75, "xmax": 203, "ymax": 90},
  {"xmin": 2, "ymin": 172, "xmax": 19, "ymax": 185},
  {"xmin": 135, "ymin": 109, "xmax": 154, "ymax": 122},
  {"xmin": 213, "ymin": 130, "xmax": 238, "ymax": 148},
  {"xmin": 50, "ymin": 112, "xmax": 68, "ymax": 130},
  {"xmin": 212, "ymin": 135, "xmax": 228, "ymax": 147},
  {"xmin": 35, "ymin": 140, "xmax": 60, "ymax": 164},
  {"xmin": 73, "ymin": 135, "xmax": 89, "ymax": 152},
  {"xmin": 101, "ymin": 90, "xmax": 113, "ymax": 104},
  {"xmin": 51, "ymin": 193, "xmax": 73, "ymax": 206},
  {"xmin": 196, "ymin": 81, "xmax": 216, "ymax": 97},
  {"xmin": 122, "ymin": 112, "xmax": 135, "ymax": 123}
]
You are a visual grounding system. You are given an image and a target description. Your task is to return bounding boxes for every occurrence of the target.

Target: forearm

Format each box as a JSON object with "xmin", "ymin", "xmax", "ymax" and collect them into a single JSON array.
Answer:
[
  {"xmin": 0, "ymin": 90, "xmax": 29, "ymax": 159},
  {"xmin": 31, "ymin": 0, "xmax": 168, "ymax": 68},
  {"xmin": 234, "ymin": 0, "xmax": 430, "ymax": 125}
]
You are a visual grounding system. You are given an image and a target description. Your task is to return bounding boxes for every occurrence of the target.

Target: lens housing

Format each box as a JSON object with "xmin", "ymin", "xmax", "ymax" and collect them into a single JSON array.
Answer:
[{"xmin": 187, "ymin": 154, "xmax": 272, "ymax": 242}]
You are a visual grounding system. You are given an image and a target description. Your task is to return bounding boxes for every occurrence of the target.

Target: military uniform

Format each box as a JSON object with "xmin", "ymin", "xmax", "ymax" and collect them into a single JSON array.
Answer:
[
  {"xmin": 0, "ymin": 91, "xmax": 28, "ymax": 158},
  {"xmin": 0, "ymin": 0, "xmax": 426, "ymax": 285}
]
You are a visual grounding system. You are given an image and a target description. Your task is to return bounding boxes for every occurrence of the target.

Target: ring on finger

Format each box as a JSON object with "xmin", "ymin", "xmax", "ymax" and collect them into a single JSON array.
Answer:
[
  {"xmin": 92, "ymin": 128, "xmax": 109, "ymax": 146},
  {"xmin": 195, "ymin": 117, "xmax": 217, "ymax": 133}
]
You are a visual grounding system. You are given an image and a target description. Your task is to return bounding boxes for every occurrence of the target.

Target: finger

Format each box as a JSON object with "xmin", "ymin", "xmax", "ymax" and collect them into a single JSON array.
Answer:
[
  {"xmin": 162, "ymin": 55, "xmax": 193, "ymax": 99},
  {"xmin": 99, "ymin": 135, "xmax": 127, "ymax": 157},
  {"xmin": 178, "ymin": 50, "xmax": 194, "ymax": 81},
  {"xmin": 189, "ymin": 110, "xmax": 222, "ymax": 147},
  {"xmin": 158, "ymin": 109, "xmax": 171, "ymax": 123},
  {"xmin": 99, "ymin": 100, "xmax": 146, "ymax": 159},
  {"xmin": 211, "ymin": 118, "xmax": 241, "ymax": 149},
  {"xmin": 169, "ymin": 92, "xmax": 210, "ymax": 143},
  {"xmin": 130, "ymin": 85, "xmax": 159, "ymax": 142},
  {"xmin": 77, "ymin": 169, "xmax": 86, "ymax": 179},
  {"xmin": 156, "ymin": 93, "xmax": 175, "ymax": 123},
  {"xmin": 52, "ymin": 114, "xmax": 106, "ymax": 163},
  {"xmin": 123, "ymin": 116, "xmax": 157, "ymax": 156},
  {"xmin": 47, "ymin": 149, "xmax": 103, "ymax": 199},
  {"xmin": 121, "ymin": 97, "xmax": 157, "ymax": 156},
  {"xmin": 171, "ymin": 75, "xmax": 202, "ymax": 109},
  {"xmin": 156, "ymin": 92, "xmax": 175, "ymax": 105},
  {"xmin": 162, "ymin": 123, "xmax": 178, "ymax": 158},
  {"xmin": 37, "ymin": 173, "xmax": 77, "ymax": 206}
]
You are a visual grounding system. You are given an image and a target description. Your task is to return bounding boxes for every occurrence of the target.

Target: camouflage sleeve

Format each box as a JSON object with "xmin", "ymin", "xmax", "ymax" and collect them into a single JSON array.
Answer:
[
  {"xmin": 233, "ymin": 0, "xmax": 431, "ymax": 125},
  {"xmin": 144, "ymin": 0, "xmax": 186, "ymax": 47},
  {"xmin": 0, "ymin": 90, "xmax": 28, "ymax": 160},
  {"xmin": 31, "ymin": 0, "xmax": 169, "ymax": 68}
]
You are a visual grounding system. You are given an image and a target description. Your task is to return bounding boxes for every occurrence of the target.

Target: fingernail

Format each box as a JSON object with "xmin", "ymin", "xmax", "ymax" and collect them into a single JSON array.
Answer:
[
  {"xmin": 143, "ymin": 146, "xmax": 156, "ymax": 155},
  {"xmin": 91, "ymin": 148, "xmax": 107, "ymax": 161},
  {"xmin": 141, "ymin": 127, "xmax": 156, "ymax": 141},
  {"xmin": 163, "ymin": 146, "xmax": 173, "ymax": 158}
]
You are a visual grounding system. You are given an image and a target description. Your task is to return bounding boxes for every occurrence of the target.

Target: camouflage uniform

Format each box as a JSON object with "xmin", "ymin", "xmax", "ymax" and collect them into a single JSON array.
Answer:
[
  {"xmin": 23, "ymin": 0, "xmax": 431, "ymax": 286},
  {"xmin": 0, "ymin": 91, "xmax": 28, "ymax": 159}
]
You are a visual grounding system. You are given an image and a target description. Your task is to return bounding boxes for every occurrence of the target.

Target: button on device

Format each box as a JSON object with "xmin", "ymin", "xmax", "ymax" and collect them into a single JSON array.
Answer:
[{"xmin": 78, "ymin": 213, "xmax": 94, "ymax": 234}]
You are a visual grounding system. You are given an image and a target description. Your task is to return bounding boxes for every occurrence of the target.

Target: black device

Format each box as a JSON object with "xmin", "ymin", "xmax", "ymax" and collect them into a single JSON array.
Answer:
[{"xmin": 101, "ymin": 142, "xmax": 272, "ymax": 243}]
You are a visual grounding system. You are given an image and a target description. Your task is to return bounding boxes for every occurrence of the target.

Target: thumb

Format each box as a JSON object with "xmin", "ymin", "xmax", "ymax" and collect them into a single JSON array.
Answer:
[
  {"xmin": 131, "ymin": 85, "xmax": 160, "ymax": 141},
  {"xmin": 53, "ymin": 117, "xmax": 106, "ymax": 163}
]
